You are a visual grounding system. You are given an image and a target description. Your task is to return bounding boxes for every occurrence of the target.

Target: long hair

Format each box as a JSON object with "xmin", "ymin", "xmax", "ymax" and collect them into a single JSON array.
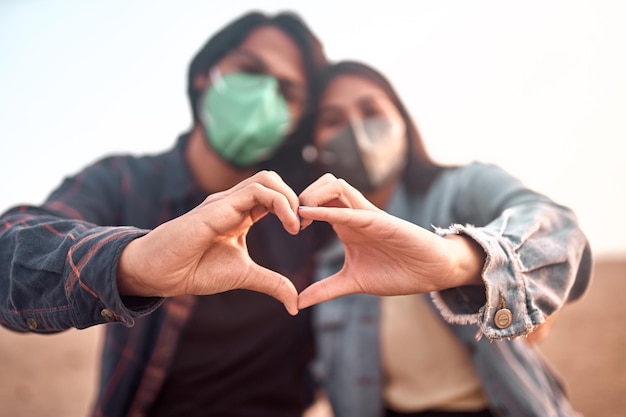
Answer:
[
  {"xmin": 186, "ymin": 11, "xmax": 327, "ymax": 191},
  {"xmin": 307, "ymin": 61, "xmax": 448, "ymax": 194}
]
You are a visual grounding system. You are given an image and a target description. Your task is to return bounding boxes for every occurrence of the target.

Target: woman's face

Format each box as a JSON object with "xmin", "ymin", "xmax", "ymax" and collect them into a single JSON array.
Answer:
[
  {"xmin": 313, "ymin": 73, "xmax": 408, "ymax": 193},
  {"xmin": 314, "ymin": 73, "xmax": 405, "ymax": 147}
]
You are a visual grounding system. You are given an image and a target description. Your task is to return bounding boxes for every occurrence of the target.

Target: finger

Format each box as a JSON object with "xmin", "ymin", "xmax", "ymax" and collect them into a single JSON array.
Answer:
[
  {"xmin": 236, "ymin": 183, "xmax": 300, "ymax": 234},
  {"xmin": 298, "ymin": 174, "xmax": 336, "ymax": 230},
  {"xmin": 299, "ymin": 177, "xmax": 375, "ymax": 211},
  {"xmin": 200, "ymin": 170, "xmax": 300, "ymax": 215},
  {"xmin": 242, "ymin": 264, "xmax": 299, "ymax": 316},
  {"xmin": 299, "ymin": 179, "xmax": 377, "ymax": 231},
  {"xmin": 196, "ymin": 177, "xmax": 260, "ymax": 208},
  {"xmin": 251, "ymin": 170, "xmax": 300, "ymax": 214},
  {"xmin": 298, "ymin": 174, "xmax": 336, "ymax": 229},
  {"xmin": 204, "ymin": 183, "xmax": 300, "ymax": 235},
  {"xmin": 299, "ymin": 172, "xmax": 339, "ymax": 197},
  {"xmin": 298, "ymin": 274, "xmax": 356, "ymax": 309},
  {"xmin": 298, "ymin": 206, "xmax": 376, "ymax": 229}
]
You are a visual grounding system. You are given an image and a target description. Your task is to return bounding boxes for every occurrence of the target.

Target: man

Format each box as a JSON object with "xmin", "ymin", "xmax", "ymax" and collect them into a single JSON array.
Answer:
[{"xmin": 0, "ymin": 11, "xmax": 327, "ymax": 417}]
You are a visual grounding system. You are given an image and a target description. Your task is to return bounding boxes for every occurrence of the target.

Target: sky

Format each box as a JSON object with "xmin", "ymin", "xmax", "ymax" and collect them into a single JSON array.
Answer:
[{"xmin": 1, "ymin": 0, "xmax": 625, "ymax": 258}]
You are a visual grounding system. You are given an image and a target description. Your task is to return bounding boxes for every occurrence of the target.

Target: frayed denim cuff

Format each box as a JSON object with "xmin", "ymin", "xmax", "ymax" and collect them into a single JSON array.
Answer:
[{"xmin": 431, "ymin": 224, "xmax": 536, "ymax": 340}]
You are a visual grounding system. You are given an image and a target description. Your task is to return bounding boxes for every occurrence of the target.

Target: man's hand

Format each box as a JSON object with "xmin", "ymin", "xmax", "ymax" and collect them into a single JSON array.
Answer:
[
  {"xmin": 297, "ymin": 174, "xmax": 486, "ymax": 309},
  {"xmin": 117, "ymin": 171, "xmax": 301, "ymax": 315}
]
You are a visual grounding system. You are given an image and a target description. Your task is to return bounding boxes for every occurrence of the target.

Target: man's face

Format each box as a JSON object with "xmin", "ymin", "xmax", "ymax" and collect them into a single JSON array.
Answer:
[{"xmin": 196, "ymin": 25, "xmax": 307, "ymax": 130}]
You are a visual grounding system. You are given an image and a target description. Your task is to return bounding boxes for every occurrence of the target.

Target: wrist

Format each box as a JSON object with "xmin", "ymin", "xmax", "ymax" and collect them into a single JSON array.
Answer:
[
  {"xmin": 117, "ymin": 238, "xmax": 148, "ymax": 296},
  {"xmin": 444, "ymin": 234, "xmax": 486, "ymax": 287}
]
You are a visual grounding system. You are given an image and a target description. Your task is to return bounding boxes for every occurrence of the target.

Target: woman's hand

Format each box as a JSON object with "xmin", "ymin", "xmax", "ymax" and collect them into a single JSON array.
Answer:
[
  {"xmin": 117, "ymin": 171, "xmax": 301, "ymax": 315},
  {"xmin": 297, "ymin": 174, "xmax": 486, "ymax": 309},
  {"xmin": 525, "ymin": 313, "xmax": 557, "ymax": 344}
]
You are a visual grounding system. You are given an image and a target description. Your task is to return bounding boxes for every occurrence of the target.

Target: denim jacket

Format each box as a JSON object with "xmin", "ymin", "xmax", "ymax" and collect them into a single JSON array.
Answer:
[{"xmin": 312, "ymin": 162, "xmax": 592, "ymax": 417}]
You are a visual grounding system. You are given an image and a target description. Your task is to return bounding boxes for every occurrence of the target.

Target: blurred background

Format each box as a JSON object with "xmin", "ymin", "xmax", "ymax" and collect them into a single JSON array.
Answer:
[{"xmin": 0, "ymin": 0, "xmax": 624, "ymax": 416}]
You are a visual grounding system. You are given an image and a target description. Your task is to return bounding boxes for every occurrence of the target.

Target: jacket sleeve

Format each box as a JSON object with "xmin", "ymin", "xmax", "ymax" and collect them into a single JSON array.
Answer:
[
  {"xmin": 430, "ymin": 163, "xmax": 592, "ymax": 340},
  {"xmin": 0, "ymin": 158, "xmax": 163, "ymax": 333}
]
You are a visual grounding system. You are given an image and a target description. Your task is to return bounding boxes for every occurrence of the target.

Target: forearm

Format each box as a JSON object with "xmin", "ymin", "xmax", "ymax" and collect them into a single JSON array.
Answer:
[
  {"xmin": 432, "ymin": 202, "xmax": 592, "ymax": 340},
  {"xmin": 0, "ymin": 206, "xmax": 162, "ymax": 333}
]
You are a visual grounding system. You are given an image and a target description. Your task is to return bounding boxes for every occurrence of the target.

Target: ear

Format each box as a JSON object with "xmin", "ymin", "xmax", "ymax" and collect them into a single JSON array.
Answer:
[{"xmin": 194, "ymin": 73, "xmax": 210, "ymax": 92}]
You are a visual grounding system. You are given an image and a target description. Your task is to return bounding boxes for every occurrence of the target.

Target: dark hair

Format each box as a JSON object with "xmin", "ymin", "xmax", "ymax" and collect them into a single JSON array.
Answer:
[
  {"xmin": 186, "ymin": 11, "xmax": 327, "ymax": 191},
  {"xmin": 307, "ymin": 60, "xmax": 447, "ymax": 194}
]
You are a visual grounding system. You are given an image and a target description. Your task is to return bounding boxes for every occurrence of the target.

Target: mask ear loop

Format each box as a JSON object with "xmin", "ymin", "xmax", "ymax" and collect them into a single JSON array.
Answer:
[
  {"xmin": 199, "ymin": 68, "xmax": 226, "ymax": 128},
  {"xmin": 351, "ymin": 118, "xmax": 376, "ymax": 153},
  {"xmin": 209, "ymin": 67, "xmax": 227, "ymax": 92}
]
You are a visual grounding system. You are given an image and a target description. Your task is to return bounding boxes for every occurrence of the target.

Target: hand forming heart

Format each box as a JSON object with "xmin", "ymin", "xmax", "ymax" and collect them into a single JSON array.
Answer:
[
  {"xmin": 117, "ymin": 170, "xmax": 302, "ymax": 315},
  {"xmin": 296, "ymin": 173, "xmax": 485, "ymax": 310},
  {"xmin": 116, "ymin": 171, "xmax": 485, "ymax": 316}
]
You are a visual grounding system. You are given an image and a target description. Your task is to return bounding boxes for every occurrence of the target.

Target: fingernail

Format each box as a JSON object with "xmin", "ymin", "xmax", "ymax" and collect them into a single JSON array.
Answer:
[{"xmin": 298, "ymin": 206, "xmax": 309, "ymax": 225}]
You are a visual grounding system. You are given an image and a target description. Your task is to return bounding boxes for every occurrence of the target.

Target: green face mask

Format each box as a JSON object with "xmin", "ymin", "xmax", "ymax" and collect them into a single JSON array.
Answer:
[{"xmin": 200, "ymin": 71, "xmax": 291, "ymax": 167}]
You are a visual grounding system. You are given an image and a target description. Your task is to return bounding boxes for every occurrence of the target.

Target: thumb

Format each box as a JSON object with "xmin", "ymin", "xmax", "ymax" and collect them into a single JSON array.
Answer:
[
  {"xmin": 241, "ymin": 265, "xmax": 299, "ymax": 316},
  {"xmin": 298, "ymin": 273, "xmax": 354, "ymax": 309}
]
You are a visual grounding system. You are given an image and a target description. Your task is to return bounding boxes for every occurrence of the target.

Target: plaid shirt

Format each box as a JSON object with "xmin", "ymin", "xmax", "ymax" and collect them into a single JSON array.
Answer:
[{"xmin": 0, "ymin": 134, "xmax": 317, "ymax": 416}]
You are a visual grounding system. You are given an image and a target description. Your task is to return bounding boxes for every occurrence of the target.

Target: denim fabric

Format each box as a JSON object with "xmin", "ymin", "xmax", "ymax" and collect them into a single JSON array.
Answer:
[{"xmin": 312, "ymin": 162, "xmax": 592, "ymax": 417}]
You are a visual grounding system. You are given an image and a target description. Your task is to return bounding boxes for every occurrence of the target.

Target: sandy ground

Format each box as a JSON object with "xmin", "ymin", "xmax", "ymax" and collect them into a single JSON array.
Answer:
[{"xmin": 1, "ymin": 259, "xmax": 624, "ymax": 417}]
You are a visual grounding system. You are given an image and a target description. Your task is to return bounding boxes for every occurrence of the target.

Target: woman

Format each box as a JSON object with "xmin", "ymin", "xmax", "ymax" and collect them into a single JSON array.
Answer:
[{"xmin": 298, "ymin": 61, "xmax": 592, "ymax": 417}]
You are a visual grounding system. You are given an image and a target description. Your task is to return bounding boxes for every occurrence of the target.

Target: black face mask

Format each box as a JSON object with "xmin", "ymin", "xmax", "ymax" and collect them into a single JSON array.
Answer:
[{"xmin": 306, "ymin": 117, "xmax": 408, "ymax": 193}]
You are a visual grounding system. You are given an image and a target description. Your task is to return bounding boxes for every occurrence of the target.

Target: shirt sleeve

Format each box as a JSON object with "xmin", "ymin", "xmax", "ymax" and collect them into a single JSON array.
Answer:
[
  {"xmin": 0, "ymin": 157, "xmax": 165, "ymax": 333},
  {"xmin": 429, "ymin": 163, "xmax": 592, "ymax": 340}
]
